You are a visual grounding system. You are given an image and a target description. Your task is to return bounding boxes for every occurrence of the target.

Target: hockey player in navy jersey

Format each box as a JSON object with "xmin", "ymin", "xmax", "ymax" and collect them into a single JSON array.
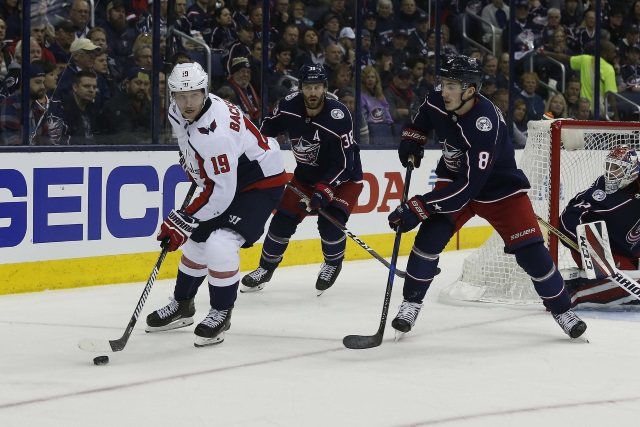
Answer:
[
  {"xmin": 241, "ymin": 64, "xmax": 364, "ymax": 296},
  {"xmin": 145, "ymin": 62, "xmax": 287, "ymax": 347},
  {"xmin": 559, "ymin": 146, "xmax": 640, "ymax": 308},
  {"xmin": 387, "ymin": 54, "xmax": 587, "ymax": 340}
]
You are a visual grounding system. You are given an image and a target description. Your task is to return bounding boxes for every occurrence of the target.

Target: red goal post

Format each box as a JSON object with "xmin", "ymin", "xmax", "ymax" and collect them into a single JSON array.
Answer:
[{"xmin": 439, "ymin": 119, "xmax": 640, "ymax": 306}]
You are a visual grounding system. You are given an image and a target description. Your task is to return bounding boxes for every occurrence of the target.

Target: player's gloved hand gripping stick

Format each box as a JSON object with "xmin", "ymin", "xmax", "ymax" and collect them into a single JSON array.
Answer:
[{"xmin": 78, "ymin": 182, "xmax": 198, "ymax": 353}]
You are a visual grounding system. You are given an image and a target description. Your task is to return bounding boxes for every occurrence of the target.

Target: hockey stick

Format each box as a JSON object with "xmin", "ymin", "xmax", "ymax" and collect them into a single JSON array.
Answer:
[
  {"xmin": 576, "ymin": 221, "xmax": 640, "ymax": 300},
  {"xmin": 287, "ymin": 182, "xmax": 408, "ymax": 279},
  {"xmin": 343, "ymin": 159, "xmax": 414, "ymax": 349},
  {"xmin": 536, "ymin": 215, "xmax": 640, "ymax": 300},
  {"xmin": 78, "ymin": 182, "xmax": 198, "ymax": 352}
]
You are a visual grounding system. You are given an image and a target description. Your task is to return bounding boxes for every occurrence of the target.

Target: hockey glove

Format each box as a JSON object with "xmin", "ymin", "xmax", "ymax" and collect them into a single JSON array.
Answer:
[
  {"xmin": 179, "ymin": 151, "xmax": 195, "ymax": 183},
  {"xmin": 399, "ymin": 128, "xmax": 428, "ymax": 168},
  {"xmin": 299, "ymin": 182, "xmax": 334, "ymax": 212},
  {"xmin": 388, "ymin": 196, "xmax": 433, "ymax": 232},
  {"xmin": 157, "ymin": 209, "xmax": 199, "ymax": 251}
]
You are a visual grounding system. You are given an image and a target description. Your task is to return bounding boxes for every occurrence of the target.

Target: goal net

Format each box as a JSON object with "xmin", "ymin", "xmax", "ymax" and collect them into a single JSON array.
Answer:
[{"xmin": 440, "ymin": 119, "xmax": 640, "ymax": 305}]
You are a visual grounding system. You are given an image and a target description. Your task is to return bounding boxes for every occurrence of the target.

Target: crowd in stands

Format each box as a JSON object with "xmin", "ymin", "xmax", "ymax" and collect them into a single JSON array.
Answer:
[{"xmin": 1, "ymin": 0, "xmax": 640, "ymax": 146}]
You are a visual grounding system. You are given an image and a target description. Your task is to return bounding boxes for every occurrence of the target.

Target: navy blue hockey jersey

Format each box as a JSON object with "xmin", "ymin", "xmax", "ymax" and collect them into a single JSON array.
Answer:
[
  {"xmin": 407, "ymin": 92, "xmax": 531, "ymax": 213},
  {"xmin": 559, "ymin": 177, "xmax": 640, "ymax": 260},
  {"xmin": 260, "ymin": 92, "xmax": 363, "ymax": 187}
]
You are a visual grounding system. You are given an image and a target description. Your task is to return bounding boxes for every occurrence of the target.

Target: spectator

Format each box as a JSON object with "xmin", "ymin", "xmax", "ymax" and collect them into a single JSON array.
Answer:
[
  {"xmin": 337, "ymin": 27, "xmax": 355, "ymax": 66},
  {"xmin": 606, "ymin": 8, "xmax": 626, "ymax": 46},
  {"xmin": 573, "ymin": 97, "xmax": 593, "ymax": 120},
  {"xmin": 30, "ymin": 19, "xmax": 56, "ymax": 63},
  {"xmin": 374, "ymin": 47, "xmax": 393, "ymax": 88},
  {"xmin": 492, "ymin": 88, "xmax": 527, "ymax": 147},
  {"xmin": 248, "ymin": 5, "xmax": 279, "ymax": 47},
  {"xmin": 575, "ymin": 10, "xmax": 597, "ymax": 53},
  {"xmin": 336, "ymin": 86, "xmax": 368, "ymax": 144},
  {"xmin": 480, "ymin": 75, "xmax": 497, "ymax": 99},
  {"xmin": 267, "ymin": 41, "xmax": 293, "ymax": 104},
  {"xmin": 100, "ymin": 66, "xmax": 152, "ymax": 144},
  {"xmin": 48, "ymin": 20, "xmax": 76, "ymax": 68},
  {"xmin": 384, "ymin": 65, "xmax": 419, "ymax": 136},
  {"xmin": 545, "ymin": 93, "xmax": 569, "ymax": 118},
  {"xmin": 132, "ymin": 43, "xmax": 153, "ymax": 70},
  {"xmin": 88, "ymin": 26, "xmax": 121, "ymax": 81},
  {"xmin": 230, "ymin": 0, "xmax": 250, "ymax": 29},
  {"xmin": 541, "ymin": 8, "xmax": 563, "ymax": 46},
  {"xmin": 564, "ymin": 76, "xmax": 581, "ymax": 117},
  {"xmin": 0, "ymin": 64, "xmax": 55, "ymax": 145},
  {"xmin": 624, "ymin": 0, "xmax": 640, "ymax": 31},
  {"xmin": 361, "ymin": 65, "xmax": 393, "ymax": 144},
  {"xmin": 375, "ymin": 0, "xmax": 395, "ymax": 48},
  {"xmin": 495, "ymin": 52, "xmax": 513, "ymax": 90},
  {"xmin": 327, "ymin": 62, "xmax": 352, "ymax": 94},
  {"xmin": 32, "ymin": 58, "xmax": 67, "ymax": 143},
  {"xmin": 288, "ymin": 1, "xmax": 313, "ymax": 34},
  {"xmin": 561, "ymin": 0, "xmax": 583, "ymax": 33},
  {"xmin": 57, "ymin": 38, "xmax": 111, "ymax": 110},
  {"xmin": 395, "ymin": 0, "xmax": 425, "ymax": 35},
  {"xmin": 272, "ymin": 0, "xmax": 290, "ymax": 34},
  {"xmin": 101, "ymin": 0, "xmax": 137, "ymax": 73},
  {"xmin": 68, "ymin": 0, "xmax": 92, "ymax": 39},
  {"xmin": 407, "ymin": 55, "xmax": 429, "ymax": 99},
  {"xmin": 318, "ymin": 13, "xmax": 340, "ymax": 49},
  {"xmin": 441, "ymin": 24, "xmax": 458, "ymax": 55},
  {"xmin": 513, "ymin": 98, "xmax": 529, "ymax": 136},
  {"xmin": 209, "ymin": 7, "xmax": 237, "ymax": 53},
  {"xmin": 482, "ymin": 54, "xmax": 498, "ymax": 79},
  {"xmin": 223, "ymin": 56, "xmax": 260, "ymax": 124},
  {"xmin": 359, "ymin": 29, "xmax": 375, "ymax": 69},
  {"xmin": 0, "ymin": 37, "xmax": 42, "ymax": 100},
  {"xmin": 61, "ymin": 70, "xmax": 100, "ymax": 145},
  {"xmin": 280, "ymin": 24, "xmax": 299, "ymax": 57},
  {"xmin": 185, "ymin": 0, "xmax": 208, "ymax": 33},
  {"xmin": 408, "ymin": 13, "xmax": 429, "ymax": 57},
  {"xmin": 363, "ymin": 12, "xmax": 378, "ymax": 53},
  {"xmin": 0, "ymin": 17, "xmax": 9, "ymax": 79},
  {"xmin": 248, "ymin": 40, "xmax": 262, "ymax": 93},
  {"xmin": 480, "ymin": 0, "xmax": 509, "ymax": 50},
  {"xmin": 389, "ymin": 29, "xmax": 410, "ymax": 68},
  {"xmin": 93, "ymin": 52, "xmax": 117, "ymax": 95},
  {"xmin": 225, "ymin": 24, "xmax": 253, "ymax": 77},
  {"xmin": 32, "ymin": 58, "xmax": 57, "ymax": 98},
  {"xmin": 293, "ymin": 28, "xmax": 323, "ymax": 71},
  {"xmin": 216, "ymin": 85, "xmax": 236, "ymax": 103},
  {"xmin": 540, "ymin": 28, "xmax": 576, "ymax": 92},
  {"xmin": 323, "ymin": 43, "xmax": 342, "ymax": 83},
  {"xmin": 317, "ymin": 0, "xmax": 355, "ymax": 31},
  {"xmin": 616, "ymin": 25, "xmax": 640, "ymax": 65},
  {"xmin": 517, "ymin": 71, "xmax": 545, "ymax": 120}
]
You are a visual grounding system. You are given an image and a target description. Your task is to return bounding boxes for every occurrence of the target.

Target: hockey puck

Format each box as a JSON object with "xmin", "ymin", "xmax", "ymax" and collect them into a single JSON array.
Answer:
[{"xmin": 93, "ymin": 355, "xmax": 109, "ymax": 366}]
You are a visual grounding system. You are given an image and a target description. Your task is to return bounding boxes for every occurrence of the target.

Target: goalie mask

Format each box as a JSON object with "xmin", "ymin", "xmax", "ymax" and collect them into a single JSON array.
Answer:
[{"xmin": 604, "ymin": 145, "xmax": 639, "ymax": 194}]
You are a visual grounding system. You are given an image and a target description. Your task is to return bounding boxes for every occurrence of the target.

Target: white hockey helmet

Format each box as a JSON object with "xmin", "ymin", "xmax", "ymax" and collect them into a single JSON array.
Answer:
[
  {"xmin": 168, "ymin": 62, "xmax": 209, "ymax": 99},
  {"xmin": 604, "ymin": 145, "xmax": 639, "ymax": 194}
]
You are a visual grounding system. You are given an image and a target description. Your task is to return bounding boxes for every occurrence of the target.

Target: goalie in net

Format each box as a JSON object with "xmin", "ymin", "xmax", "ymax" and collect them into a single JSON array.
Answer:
[
  {"xmin": 387, "ymin": 53, "xmax": 586, "ymax": 340},
  {"xmin": 559, "ymin": 146, "xmax": 640, "ymax": 308}
]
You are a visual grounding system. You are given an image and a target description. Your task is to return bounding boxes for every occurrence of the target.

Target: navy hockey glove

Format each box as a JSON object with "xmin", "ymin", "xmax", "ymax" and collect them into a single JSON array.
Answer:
[
  {"xmin": 157, "ymin": 209, "xmax": 199, "ymax": 251},
  {"xmin": 300, "ymin": 182, "xmax": 334, "ymax": 212},
  {"xmin": 388, "ymin": 196, "xmax": 433, "ymax": 232},
  {"xmin": 399, "ymin": 128, "xmax": 428, "ymax": 168}
]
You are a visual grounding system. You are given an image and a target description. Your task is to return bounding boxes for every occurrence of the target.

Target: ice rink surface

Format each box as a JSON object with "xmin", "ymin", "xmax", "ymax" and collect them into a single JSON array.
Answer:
[{"xmin": 2, "ymin": 249, "xmax": 640, "ymax": 427}]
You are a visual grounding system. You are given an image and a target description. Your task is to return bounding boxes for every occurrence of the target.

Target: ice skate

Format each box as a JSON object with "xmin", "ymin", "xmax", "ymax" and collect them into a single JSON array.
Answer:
[
  {"xmin": 146, "ymin": 297, "xmax": 195, "ymax": 332},
  {"xmin": 316, "ymin": 263, "xmax": 342, "ymax": 296},
  {"xmin": 391, "ymin": 300, "xmax": 424, "ymax": 341},
  {"xmin": 194, "ymin": 307, "xmax": 233, "ymax": 347},
  {"xmin": 552, "ymin": 309, "xmax": 587, "ymax": 339},
  {"xmin": 240, "ymin": 267, "xmax": 274, "ymax": 293}
]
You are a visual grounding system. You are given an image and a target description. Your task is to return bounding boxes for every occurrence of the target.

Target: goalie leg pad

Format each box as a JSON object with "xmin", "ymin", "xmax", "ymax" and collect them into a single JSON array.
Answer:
[{"xmin": 515, "ymin": 243, "xmax": 571, "ymax": 313}]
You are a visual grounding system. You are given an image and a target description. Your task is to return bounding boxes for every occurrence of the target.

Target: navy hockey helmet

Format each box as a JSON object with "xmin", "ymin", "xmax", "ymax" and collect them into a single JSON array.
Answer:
[
  {"xmin": 437, "ymin": 54, "xmax": 484, "ymax": 92},
  {"xmin": 298, "ymin": 64, "xmax": 328, "ymax": 85}
]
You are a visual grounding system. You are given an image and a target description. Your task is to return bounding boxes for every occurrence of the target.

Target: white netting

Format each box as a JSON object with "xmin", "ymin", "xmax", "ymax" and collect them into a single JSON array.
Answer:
[{"xmin": 440, "ymin": 119, "xmax": 640, "ymax": 305}]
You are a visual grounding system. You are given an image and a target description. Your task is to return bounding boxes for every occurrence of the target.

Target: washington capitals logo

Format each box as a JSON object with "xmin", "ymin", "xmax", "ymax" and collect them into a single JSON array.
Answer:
[
  {"xmin": 198, "ymin": 119, "xmax": 217, "ymax": 135},
  {"xmin": 292, "ymin": 137, "xmax": 321, "ymax": 166},
  {"xmin": 442, "ymin": 140, "xmax": 463, "ymax": 172}
]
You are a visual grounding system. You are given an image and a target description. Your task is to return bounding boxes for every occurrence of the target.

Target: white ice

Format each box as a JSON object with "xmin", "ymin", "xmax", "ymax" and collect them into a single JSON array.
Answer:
[{"xmin": 2, "ymin": 250, "xmax": 640, "ymax": 427}]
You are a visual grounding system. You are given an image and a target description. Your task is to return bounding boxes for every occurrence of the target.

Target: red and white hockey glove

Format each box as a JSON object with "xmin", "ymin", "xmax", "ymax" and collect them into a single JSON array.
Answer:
[
  {"xmin": 157, "ymin": 209, "xmax": 199, "ymax": 251},
  {"xmin": 388, "ymin": 196, "xmax": 433, "ymax": 232},
  {"xmin": 300, "ymin": 182, "xmax": 334, "ymax": 212},
  {"xmin": 399, "ymin": 128, "xmax": 428, "ymax": 168}
]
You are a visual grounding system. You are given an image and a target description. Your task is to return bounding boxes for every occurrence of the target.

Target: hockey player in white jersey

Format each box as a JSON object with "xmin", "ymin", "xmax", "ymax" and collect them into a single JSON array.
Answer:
[{"xmin": 146, "ymin": 62, "xmax": 287, "ymax": 347}]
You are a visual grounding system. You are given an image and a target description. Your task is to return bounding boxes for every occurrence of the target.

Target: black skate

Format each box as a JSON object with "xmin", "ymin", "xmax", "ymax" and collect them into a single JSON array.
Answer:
[
  {"xmin": 552, "ymin": 310, "xmax": 587, "ymax": 339},
  {"xmin": 391, "ymin": 299, "xmax": 424, "ymax": 341},
  {"xmin": 240, "ymin": 267, "xmax": 274, "ymax": 293},
  {"xmin": 194, "ymin": 307, "xmax": 233, "ymax": 347},
  {"xmin": 145, "ymin": 297, "xmax": 195, "ymax": 332},
  {"xmin": 316, "ymin": 263, "xmax": 342, "ymax": 296}
]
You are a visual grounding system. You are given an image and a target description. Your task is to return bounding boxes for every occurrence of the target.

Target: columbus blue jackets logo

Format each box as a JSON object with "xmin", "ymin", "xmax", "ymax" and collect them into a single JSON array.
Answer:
[
  {"xmin": 476, "ymin": 117, "xmax": 492, "ymax": 131},
  {"xmin": 443, "ymin": 141, "xmax": 463, "ymax": 171},
  {"xmin": 592, "ymin": 189, "xmax": 606, "ymax": 201},
  {"xmin": 331, "ymin": 109, "xmax": 344, "ymax": 119},
  {"xmin": 627, "ymin": 219, "xmax": 640, "ymax": 247},
  {"xmin": 292, "ymin": 137, "xmax": 321, "ymax": 166},
  {"xmin": 198, "ymin": 119, "xmax": 217, "ymax": 135}
]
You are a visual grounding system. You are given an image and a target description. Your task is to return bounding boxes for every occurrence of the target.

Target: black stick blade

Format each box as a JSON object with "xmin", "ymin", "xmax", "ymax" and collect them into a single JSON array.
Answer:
[{"xmin": 343, "ymin": 333, "xmax": 383, "ymax": 349}]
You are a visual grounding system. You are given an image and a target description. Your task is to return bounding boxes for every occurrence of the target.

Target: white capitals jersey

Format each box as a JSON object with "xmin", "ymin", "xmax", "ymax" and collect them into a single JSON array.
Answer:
[{"xmin": 168, "ymin": 94, "xmax": 286, "ymax": 221}]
